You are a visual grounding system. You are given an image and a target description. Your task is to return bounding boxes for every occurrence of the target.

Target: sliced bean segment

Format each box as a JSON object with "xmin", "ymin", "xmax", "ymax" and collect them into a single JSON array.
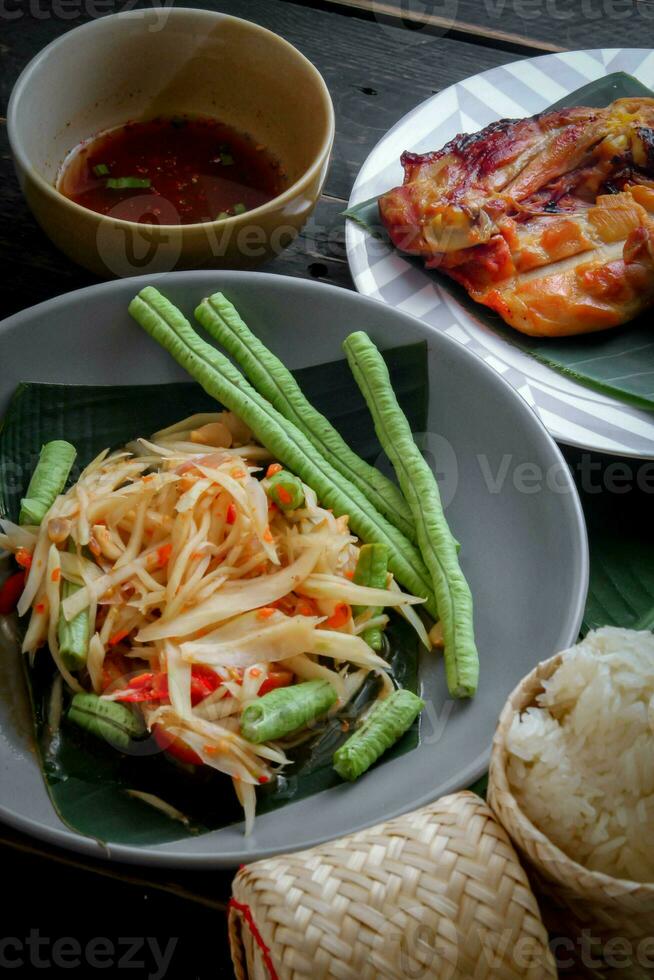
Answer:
[
  {"xmin": 57, "ymin": 540, "xmax": 90, "ymax": 671},
  {"xmin": 353, "ymin": 543, "xmax": 389, "ymax": 651},
  {"xmin": 19, "ymin": 441, "xmax": 77, "ymax": 526},
  {"xmin": 195, "ymin": 292, "xmax": 416, "ymax": 541},
  {"xmin": 343, "ymin": 331, "xmax": 478, "ymax": 698},
  {"xmin": 265, "ymin": 469, "xmax": 304, "ymax": 510},
  {"xmin": 241, "ymin": 679, "xmax": 337, "ymax": 743},
  {"xmin": 58, "ymin": 581, "xmax": 90, "ymax": 671},
  {"xmin": 128, "ymin": 288, "xmax": 437, "ymax": 616},
  {"xmin": 67, "ymin": 693, "xmax": 145, "ymax": 751},
  {"xmin": 333, "ymin": 689, "xmax": 424, "ymax": 781}
]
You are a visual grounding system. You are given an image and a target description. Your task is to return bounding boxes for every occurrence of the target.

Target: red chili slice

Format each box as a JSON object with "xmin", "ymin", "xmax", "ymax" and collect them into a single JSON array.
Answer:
[{"xmin": 152, "ymin": 725, "xmax": 202, "ymax": 766}]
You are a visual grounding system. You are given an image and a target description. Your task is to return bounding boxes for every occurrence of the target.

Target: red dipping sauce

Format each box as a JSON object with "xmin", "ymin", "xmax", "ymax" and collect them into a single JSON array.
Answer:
[{"xmin": 58, "ymin": 116, "xmax": 287, "ymax": 225}]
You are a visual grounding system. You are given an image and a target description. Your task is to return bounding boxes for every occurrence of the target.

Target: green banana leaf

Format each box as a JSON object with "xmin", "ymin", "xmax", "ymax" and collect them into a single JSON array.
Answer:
[
  {"xmin": 344, "ymin": 72, "xmax": 654, "ymax": 412},
  {"xmin": 570, "ymin": 448, "xmax": 654, "ymax": 635},
  {"xmin": 0, "ymin": 343, "xmax": 427, "ymax": 846}
]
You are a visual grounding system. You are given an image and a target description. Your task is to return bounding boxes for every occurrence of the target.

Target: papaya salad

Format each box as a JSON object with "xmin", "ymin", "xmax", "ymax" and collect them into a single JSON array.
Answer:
[{"xmin": 0, "ymin": 286, "xmax": 478, "ymax": 834}]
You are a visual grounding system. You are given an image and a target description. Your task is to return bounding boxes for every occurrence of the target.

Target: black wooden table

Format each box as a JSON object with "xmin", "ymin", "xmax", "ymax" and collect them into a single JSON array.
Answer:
[{"xmin": 1, "ymin": 3, "xmax": 651, "ymax": 977}]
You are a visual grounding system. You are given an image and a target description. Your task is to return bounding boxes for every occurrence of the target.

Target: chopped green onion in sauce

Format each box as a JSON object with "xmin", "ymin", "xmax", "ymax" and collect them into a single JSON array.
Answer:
[{"xmin": 106, "ymin": 177, "xmax": 152, "ymax": 190}]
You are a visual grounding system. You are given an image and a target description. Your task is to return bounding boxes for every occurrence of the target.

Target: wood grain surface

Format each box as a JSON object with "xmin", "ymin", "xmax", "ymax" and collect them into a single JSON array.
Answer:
[
  {"xmin": 319, "ymin": 0, "xmax": 654, "ymax": 53},
  {"xmin": 0, "ymin": 2, "xmax": 648, "ymax": 975}
]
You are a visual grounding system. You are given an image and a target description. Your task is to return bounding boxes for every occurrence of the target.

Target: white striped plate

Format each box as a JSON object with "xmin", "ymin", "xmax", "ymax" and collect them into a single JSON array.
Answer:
[{"xmin": 346, "ymin": 49, "xmax": 654, "ymax": 458}]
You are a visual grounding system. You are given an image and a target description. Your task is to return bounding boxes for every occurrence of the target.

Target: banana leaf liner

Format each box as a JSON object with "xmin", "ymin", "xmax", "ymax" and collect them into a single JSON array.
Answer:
[{"xmin": 0, "ymin": 343, "xmax": 427, "ymax": 845}]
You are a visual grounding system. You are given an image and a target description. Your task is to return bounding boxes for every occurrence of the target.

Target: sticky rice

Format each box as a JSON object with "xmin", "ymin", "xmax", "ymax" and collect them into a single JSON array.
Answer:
[{"xmin": 506, "ymin": 627, "xmax": 654, "ymax": 883}]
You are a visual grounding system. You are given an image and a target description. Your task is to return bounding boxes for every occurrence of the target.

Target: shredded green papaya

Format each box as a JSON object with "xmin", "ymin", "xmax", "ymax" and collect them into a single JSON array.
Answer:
[{"xmin": 128, "ymin": 288, "xmax": 437, "ymax": 617}]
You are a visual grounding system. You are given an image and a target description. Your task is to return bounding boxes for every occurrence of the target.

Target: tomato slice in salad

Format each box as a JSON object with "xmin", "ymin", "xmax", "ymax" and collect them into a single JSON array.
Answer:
[
  {"xmin": 258, "ymin": 670, "xmax": 293, "ymax": 696},
  {"xmin": 152, "ymin": 725, "xmax": 203, "ymax": 766},
  {"xmin": 0, "ymin": 571, "xmax": 26, "ymax": 615},
  {"xmin": 189, "ymin": 664, "xmax": 222, "ymax": 703}
]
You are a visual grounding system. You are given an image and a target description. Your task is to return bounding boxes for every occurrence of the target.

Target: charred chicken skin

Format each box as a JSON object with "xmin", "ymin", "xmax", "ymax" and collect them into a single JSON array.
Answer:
[{"xmin": 379, "ymin": 98, "xmax": 654, "ymax": 336}]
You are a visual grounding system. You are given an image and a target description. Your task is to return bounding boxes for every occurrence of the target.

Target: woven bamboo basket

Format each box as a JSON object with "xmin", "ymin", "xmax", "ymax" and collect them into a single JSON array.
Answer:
[
  {"xmin": 228, "ymin": 790, "xmax": 556, "ymax": 980},
  {"xmin": 488, "ymin": 653, "xmax": 654, "ymax": 980}
]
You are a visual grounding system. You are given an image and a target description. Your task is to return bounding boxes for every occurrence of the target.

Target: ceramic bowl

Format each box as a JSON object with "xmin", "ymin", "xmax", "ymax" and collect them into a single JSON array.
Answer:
[
  {"xmin": 0, "ymin": 270, "xmax": 588, "ymax": 867},
  {"xmin": 7, "ymin": 8, "xmax": 334, "ymax": 277}
]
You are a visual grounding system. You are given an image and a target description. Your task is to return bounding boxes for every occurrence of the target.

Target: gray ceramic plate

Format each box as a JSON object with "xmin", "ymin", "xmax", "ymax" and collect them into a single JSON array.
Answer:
[{"xmin": 0, "ymin": 272, "xmax": 588, "ymax": 868}]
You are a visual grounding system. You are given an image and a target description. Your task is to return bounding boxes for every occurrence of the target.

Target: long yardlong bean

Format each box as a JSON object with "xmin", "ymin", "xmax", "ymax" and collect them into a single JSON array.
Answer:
[
  {"xmin": 19, "ymin": 441, "xmax": 76, "ymax": 526},
  {"xmin": 343, "ymin": 331, "xmax": 478, "ymax": 698},
  {"xmin": 195, "ymin": 292, "xmax": 416, "ymax": 541},
  {"xmin": 128, "ymin": 288, "xmax": 437, "ymax": 616}
]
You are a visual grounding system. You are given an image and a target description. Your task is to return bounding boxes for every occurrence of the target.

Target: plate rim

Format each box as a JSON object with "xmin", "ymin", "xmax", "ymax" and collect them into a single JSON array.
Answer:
[
  {"xmin": 345, "ymin": 47, "xmax": 654, "ymax": 460},
  {"xmin": 0, "ymin": 269, "xmax": 589, "ymax": 867}
]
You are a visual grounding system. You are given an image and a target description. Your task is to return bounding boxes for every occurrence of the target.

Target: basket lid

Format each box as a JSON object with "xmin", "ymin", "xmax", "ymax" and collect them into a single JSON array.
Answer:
[{"xmin": 229, "ymin": 791, "xmax": 555, "ymax": 979}]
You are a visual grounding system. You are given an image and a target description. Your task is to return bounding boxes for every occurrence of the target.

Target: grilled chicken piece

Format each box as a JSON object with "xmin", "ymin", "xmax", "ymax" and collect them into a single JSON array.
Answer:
[{"xmin": 379, "ymin": 98, "xmax": 654, "ymax": 336}]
